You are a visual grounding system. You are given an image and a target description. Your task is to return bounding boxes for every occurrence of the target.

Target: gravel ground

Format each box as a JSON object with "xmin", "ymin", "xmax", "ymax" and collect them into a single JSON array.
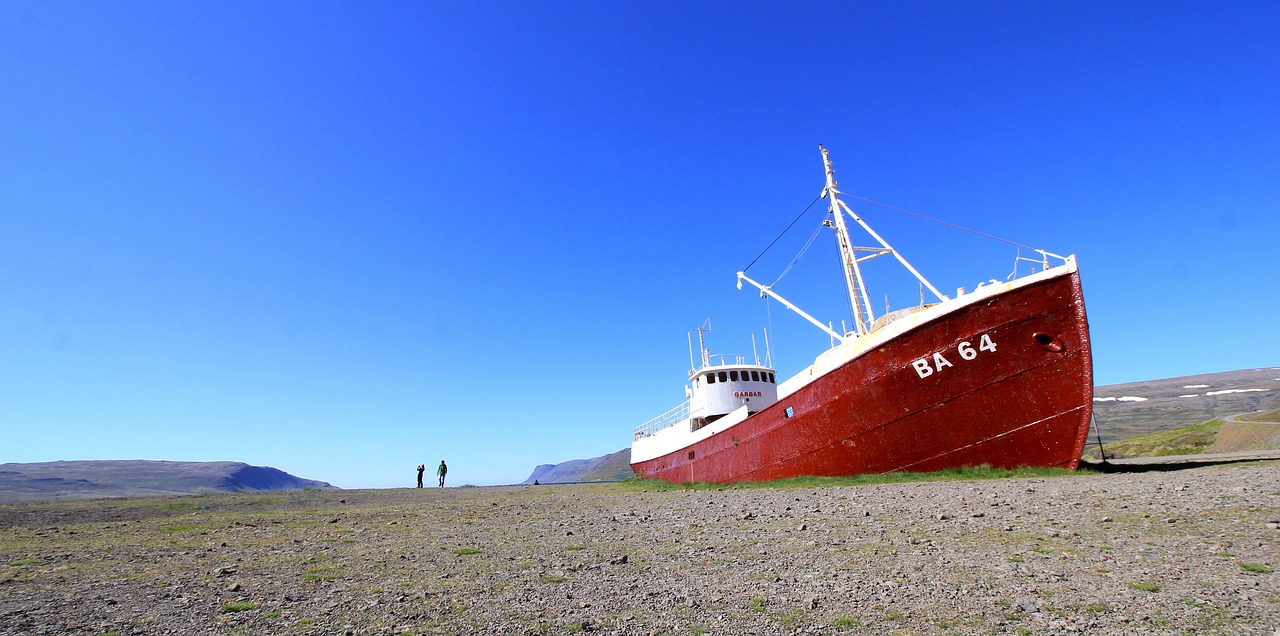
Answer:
[{"xmin": 1, "ymin": 462, "xmax": 1278, "ymax": 635}]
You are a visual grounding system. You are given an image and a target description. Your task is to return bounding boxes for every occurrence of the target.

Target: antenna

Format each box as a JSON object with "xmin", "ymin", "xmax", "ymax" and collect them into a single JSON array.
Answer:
[
  {"xmin": 696, "ymin": 318, "xmax": 712, "ymax": 369},
  {"xmin": 687, "ymin": 331, "xmax": 696, "ymax": 375},
  {"xmin": 751, "ymin": 333, "xmax": 760, "ymax": 365},
  {"xmin": 764, "ymin": 326, "xmax": 773, "ymax": 368}
]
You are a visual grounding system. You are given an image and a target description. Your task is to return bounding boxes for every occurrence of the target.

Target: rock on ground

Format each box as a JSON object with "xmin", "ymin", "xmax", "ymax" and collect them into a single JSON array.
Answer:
[{"xmin": 1, "ymin": 462, "xmax": 1278, "ymax": 635}]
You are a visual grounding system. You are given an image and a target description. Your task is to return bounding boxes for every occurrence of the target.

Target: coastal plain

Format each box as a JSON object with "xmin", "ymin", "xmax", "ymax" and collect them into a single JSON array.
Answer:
[{"xmin": 2, "ymin": 463, "xmax": 1278, "ymax": 635}]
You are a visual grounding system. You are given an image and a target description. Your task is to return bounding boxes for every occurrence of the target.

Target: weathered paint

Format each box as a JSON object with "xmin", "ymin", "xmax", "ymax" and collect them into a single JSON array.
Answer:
[{"xmin": 630, "ymin": 269, "xmax": 1092, "ymax": 483}]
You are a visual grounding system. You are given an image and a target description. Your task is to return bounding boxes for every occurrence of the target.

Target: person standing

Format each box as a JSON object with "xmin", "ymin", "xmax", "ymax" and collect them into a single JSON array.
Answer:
[
  {"xmin": 437, "ymin": 460, "xmax": 448, "ymax": 487},
  {"xmin": 416, "ymin": 464, "xmax": 425, "ymax": 488}
]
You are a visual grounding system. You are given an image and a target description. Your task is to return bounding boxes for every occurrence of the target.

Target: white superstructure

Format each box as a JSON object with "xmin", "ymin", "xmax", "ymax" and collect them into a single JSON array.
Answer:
[{"xmin": 632, "ymin": 328, "xmax": 780, "ymax": 463}]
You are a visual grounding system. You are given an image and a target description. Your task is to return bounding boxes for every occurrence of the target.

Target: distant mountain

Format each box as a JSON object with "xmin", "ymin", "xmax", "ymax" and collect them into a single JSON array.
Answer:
[
  {"xmin": 521, "ymin": 448, "xmax": 632, "ymax": 484},
  {"xmin": 0, "ymin": 460, "xmax": 335, "ymax": 503},
  {"xmin": 1089, "ymin": 367, "xmax": 1280, "ymax": 447},
  {"xmin": 525, "ymin": 367, "xmax": 1279, "ymax": 482}
]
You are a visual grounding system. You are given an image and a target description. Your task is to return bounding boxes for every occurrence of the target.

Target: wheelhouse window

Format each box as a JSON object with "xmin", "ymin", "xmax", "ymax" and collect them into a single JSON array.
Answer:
[
  {"xmin": 718, "ymin": 371, "xmax": 727, "ymax": 382},
  {"xmin": 751, "ymin": 370, "xmax": 760, "ymax": 381},
  {"xmin": 706, "ymin": 373, "xmax": 716, "ymax": 384},
  {"xmin": 729, "ymin": 370, "xmax": 739, "ymax": 381},
  {"xmin": 769, "ymin": 373, "xmax": 776, "ymax": 383}
]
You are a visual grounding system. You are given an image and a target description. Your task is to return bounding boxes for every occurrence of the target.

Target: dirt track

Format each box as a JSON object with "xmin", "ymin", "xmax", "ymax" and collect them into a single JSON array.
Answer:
[{"xmin": 2, "ymin": 462, "xmax": 1278, "ymax": 635}]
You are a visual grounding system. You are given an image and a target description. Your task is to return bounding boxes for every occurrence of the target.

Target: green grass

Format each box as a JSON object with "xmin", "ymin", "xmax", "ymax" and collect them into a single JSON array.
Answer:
[
  {"xmin": 1237, "ymin": 409, "xmax": 1280, "ymax": 422},
  {"xmin": 1239, "ymin": 562, "xmax": 1274, "ymax": 574},
  {"xmin": 831, "ymin": 616, "xmax": 860, "ymax": 630},
  {"xmin": 1083, "ymin": 415, "xmax": 1280, "ymax": 459},
  {"xmin": 540, "ymin": 575, "xmax": 567, "ymax": 584},
  {"xmin": 452, "ymin": 547, "xmax": 483, "ymax": 555},
  {"xmin": 747, "ymin": 598, "xmax": 766, "ymax": 613},
  {"xmin": 158, "ymin": 524, "xmax": 207, "ymax": 533},
  {"xmin": 1127, "ymin": 581, "xmax": 1161, "ymax": 593},
  {"xmin": 1086, "ymin": 420, "xmax": 1222, "ymax": 459},
  {"xmin": 300, "ymin": 567, "xmax": 343, "ymax": 581},
  {"xmin": 619, "ymin": 464, "xmax": 1087, "ymax": 491},
  {"xmin": 777, "ymin": 610, "xmax": 806, "ymax": 628},
  {"xmin": 221, "ymin": 601, "xmax": 255, "ymax": 613}
]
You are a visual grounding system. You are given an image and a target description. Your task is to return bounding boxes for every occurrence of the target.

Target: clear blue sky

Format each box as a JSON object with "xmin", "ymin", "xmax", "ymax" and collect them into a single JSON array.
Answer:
[{"xmin": 3, "ymin": 2, "xmax": 1277, "ymax": 488}]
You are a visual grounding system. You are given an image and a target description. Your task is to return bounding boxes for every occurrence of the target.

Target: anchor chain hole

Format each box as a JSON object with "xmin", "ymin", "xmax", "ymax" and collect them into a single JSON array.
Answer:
[{"xmin": 1033, "ymin": 332, "xmax": 1065, "ymax": 352}]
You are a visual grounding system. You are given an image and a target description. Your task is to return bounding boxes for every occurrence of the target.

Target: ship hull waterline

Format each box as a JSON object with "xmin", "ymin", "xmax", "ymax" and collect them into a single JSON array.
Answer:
[{"xmin": 630, "ymin": 270, "xmax": 1093, "ymax": 484}]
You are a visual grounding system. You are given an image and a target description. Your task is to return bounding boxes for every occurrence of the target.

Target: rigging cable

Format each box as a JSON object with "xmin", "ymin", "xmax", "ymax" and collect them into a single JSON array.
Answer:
[
  {"xmin": 741, "ymin": 194, "xmax": 824, "ymax": 273},
  {"xmin": 770, "ymin": 219, "xmax": 827, "ymax": 287},
  {"xmin": 844, "ymin": 194, "xmax": 1038, "ymax": 251}
]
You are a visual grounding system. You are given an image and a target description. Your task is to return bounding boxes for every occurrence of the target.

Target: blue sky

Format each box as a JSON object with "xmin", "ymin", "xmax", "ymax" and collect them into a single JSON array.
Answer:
[{"xmin": 2, "ymin": 2, "xmax": 1277, "ymax": 488}]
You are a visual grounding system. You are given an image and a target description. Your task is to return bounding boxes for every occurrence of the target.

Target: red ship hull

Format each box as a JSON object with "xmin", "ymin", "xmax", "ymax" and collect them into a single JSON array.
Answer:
[{"xmin": 631, "ymin": 270, "xmax": 1092, "ymax": 483}]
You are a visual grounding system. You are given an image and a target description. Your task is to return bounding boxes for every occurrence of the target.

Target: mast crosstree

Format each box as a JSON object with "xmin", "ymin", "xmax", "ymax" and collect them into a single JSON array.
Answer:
[{"xmin": 738, "ymin": 145, "xmax": 949, "ymax": 341}]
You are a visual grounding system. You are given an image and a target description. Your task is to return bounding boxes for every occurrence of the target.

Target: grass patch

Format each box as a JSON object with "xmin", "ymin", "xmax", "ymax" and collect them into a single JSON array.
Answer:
[
  {"xmin": 747, "ymin": 598, "xmax": 766, "ymax": 613},
  {"xmin": 300, "ymin": 567, "xmax": 343, "ymax": 581},
  {"xmin": 564, "ymin": 545, "xmax": 586, "ymax": 551},
  {"xmin": 831, "ymin": 616, "xmax": 860, "ymax": 630},
  {"xmin": 221, "ymin": 601, "xmax": 255, "ymax": 613},
  {"xmin": 1128, "ymin": 581, "xmax": 1161, "ymax": 593},
  {"xmin": 1086, "ymin": 420, "xmax": 1222, "ymax": 459},
  {"xmin": 1084, "ymin": 416, "xmax": 1280, "ymax": 459},
  {"xmin": 1239, "ymin": 562, "xmax": 1274, "ymax": 574},
  {"xmin": 158, "ymin": 524, "xmax": 207, "ymax": 533},
  {"xmin": 1237, "ymin": 409, "xmax": 1280, "ymax": 423},
  {"xmin": 777, "ymin": 609, "xmax": 806, "ymax": 628},
  {"xmin": 540, "ymin": 575, "xmax": 567, "ymax": 584},
  {"xmin": 452, "ymin": 547, "xmax": 483, "ymax": 556},
  {"xmin": 149, "ymin": 501, "xmax": 199, "ymax": 513},
  {"xmin": 619, "ymin": 464, "xmax": 1084, "ymax": 491}
]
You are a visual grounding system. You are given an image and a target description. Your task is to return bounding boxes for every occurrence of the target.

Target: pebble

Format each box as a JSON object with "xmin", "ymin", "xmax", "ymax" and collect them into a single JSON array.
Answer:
[{"xmin": 1, "ymin": 463, "xmax": 1276, "ymax": 635}]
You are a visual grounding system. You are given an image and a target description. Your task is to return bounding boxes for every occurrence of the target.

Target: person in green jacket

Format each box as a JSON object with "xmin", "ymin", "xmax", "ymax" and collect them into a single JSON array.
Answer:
[{"xmin": 437, "ymin": 460, "xmax": 448, "ymax": 487}]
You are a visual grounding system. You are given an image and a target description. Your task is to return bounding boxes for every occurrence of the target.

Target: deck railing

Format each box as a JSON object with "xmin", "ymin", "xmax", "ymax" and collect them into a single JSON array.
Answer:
[{"xmin": 634, "ymin": 400, "xmax": 689, "ymax": 441}]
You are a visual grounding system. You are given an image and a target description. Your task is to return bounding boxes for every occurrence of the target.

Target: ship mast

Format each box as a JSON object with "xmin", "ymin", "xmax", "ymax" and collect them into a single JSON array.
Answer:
[
  {"xmin": 820, "ymin": 145, "xmax": 875, "ymax": 336},
  {"xmin": 738, "ymin": 145, "xmax": 950, "ymax": 343}
]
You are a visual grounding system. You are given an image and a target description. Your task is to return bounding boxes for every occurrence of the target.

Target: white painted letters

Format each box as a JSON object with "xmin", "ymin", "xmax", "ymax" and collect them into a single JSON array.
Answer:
[{"xmin": 911, "ymin": 333, "xmax": 998, "ymax": 379}]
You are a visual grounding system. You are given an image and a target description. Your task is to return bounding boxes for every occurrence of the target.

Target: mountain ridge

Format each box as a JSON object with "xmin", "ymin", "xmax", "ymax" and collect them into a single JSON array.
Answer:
[{"xmin": 0, "ymin": 460, "xmax": 335, "ymax": 503}]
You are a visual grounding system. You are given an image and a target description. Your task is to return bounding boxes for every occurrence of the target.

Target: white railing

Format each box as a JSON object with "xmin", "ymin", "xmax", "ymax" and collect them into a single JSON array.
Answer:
[{"xmin": 634, "ymin": 400, "xmax": 689, "ymax": 441}]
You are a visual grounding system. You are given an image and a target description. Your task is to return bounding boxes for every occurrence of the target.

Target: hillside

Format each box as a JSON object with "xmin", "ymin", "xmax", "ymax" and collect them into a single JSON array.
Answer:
[
  {"xmin": 521, "ymin": 448, "xmax": 631, "ymax": 484},
  {"xmin": 0, "ymin": 460, "xmax": 335, "ymax": 503},
  {"xmin": 1083, "ymin": 409, "xmax": 1280, "ymax": 460},
  {"xmin": 1088, "ymin": 367, "xmax": 1280, "ymax": 448}
]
